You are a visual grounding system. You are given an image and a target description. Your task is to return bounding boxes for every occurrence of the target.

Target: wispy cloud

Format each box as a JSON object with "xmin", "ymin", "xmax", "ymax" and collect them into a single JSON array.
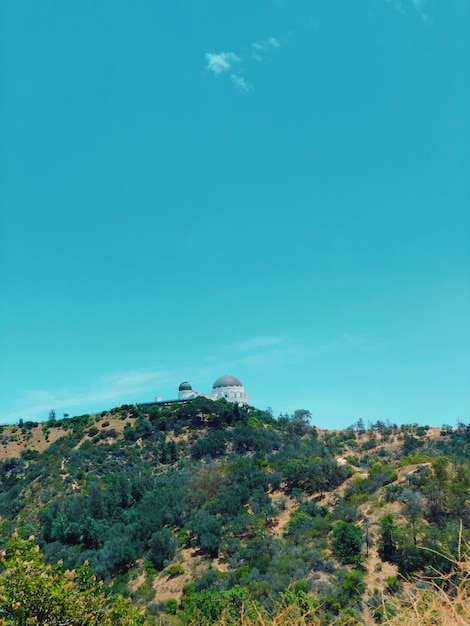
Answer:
[
  {"xmin": 224, "ymin": 333, "xmax": 386, "ymax": 369},
  {"xmin": 233, "ymin": 336, "xmax": 285, "ymax": 351},
  {"xmin": 205, "ymin": 52, "xmax": 240, "ymax": 75},
  {"xmin": 386, "ymin": 0, "xmax": 430, "ymax": 20},
  {"xmin": 2, "ymin": 368, "xmax": 182, "ymax": 423},
  {"xmin": 241, "ymin": 344, "xmax": 307, "ymax": 368},
  {"xmin": 101, "ymin": 370, "xmax": 165, "ymax": 388},
  {"xmin": 204, "ymin": 34, "xmax": 281, "ymax": 93},
  {"xmin": 224, "ymin": 335, "xmax": 308, "ymax": 368},
  {"xmin": 204, "ymin": 51, "xmax": 251, "ymax": 94},
  {"xmin": 252, "ymin": 37, "xmax": 280, "ymax": 61},
  {"xmin": 2, "ymin": 332, "xmax": 389, "ymax": 424},
  {"xmin": 311, "ymin": 333, "xmax": 389, "ymax": 357},
  {"xmin": 409, "ymin": 0, "xmax": 427, "ymax": 10},
  {"xmin": 230, "ymin": 74, "xmax": 252, "ymax": 93}
]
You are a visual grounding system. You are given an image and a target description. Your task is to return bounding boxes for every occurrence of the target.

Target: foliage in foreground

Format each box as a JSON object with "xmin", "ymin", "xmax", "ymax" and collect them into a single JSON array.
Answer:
[
  {"xmin": 0, "ymin": 536, "xmax": 467, "ymax": 626},
  {"xmin": 377, "ymin": 538, "xmax": 470, "ymax": 626},
  {"xmin": 181, "ymin": 549, "xmax": 470, "ymax": 626},
  {"xmin": 0, "ymin": 534, "xmax": 147, "ymax": 626},
  {"xmin": 1, "ymin": 408, "xmax": 469, "ymax": 625}
]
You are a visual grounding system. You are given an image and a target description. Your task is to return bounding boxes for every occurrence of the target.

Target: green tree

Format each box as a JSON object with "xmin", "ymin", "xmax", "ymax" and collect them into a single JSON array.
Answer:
[
  {"xmin": 0, "ymin": 534, "xmax": 146, "ymax": 625},
  {"xmin": 400, "ymin": 489, "xmax": 424, "ymax": 545},
  {"xmin": 378, "ymin": 513, "xmax": 397, "ymax": 563},
  {"xmin": 191, "ymin": 430, "xmax": 226, "ymax": 460},
  {"xmin": 332, "ymin": 521, "xmax": 363, "ymax": 565},
  {"xmin": 148, "ymin": 528, "xmax": 177, "ymax": 570},
  {"xmin": 356, "ymin": 418, "xmax": 365, "ymax": 434},
  {"xmin": 189, "ymin": 511, "xmax": 223, "ymax": 557}
]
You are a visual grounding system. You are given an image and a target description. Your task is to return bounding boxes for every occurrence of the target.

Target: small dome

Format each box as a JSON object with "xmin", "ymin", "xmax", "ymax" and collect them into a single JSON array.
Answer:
[
  {"xmin": 212, "ymin": 375, "xmax": 243, "ymax": 389},
  {"xmin": 178, "ymin": 381, "xmax": 192, "ymax": 391}
]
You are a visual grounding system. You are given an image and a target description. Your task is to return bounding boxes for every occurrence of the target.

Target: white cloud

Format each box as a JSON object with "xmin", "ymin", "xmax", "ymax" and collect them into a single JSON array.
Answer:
[
  {"xmin": 311, "ymin": 333, "xmax": 388, "ymax": 357},
  {"xmin": 230, "ymin": 74, "xmax": 252, "ymax": 93},
  {"xmin": 233, "ymin": 336, "xmax": 284, "ymax": 351},
  {"xmin": 225, "ymin": 335, "xmax": 307, "ymax": 368},
  {"xmin": 223, "ymin": 332, "xmax": 386, "ymax": 371},
  {"xmin": 387, "ymin": 0, "xmax": 430, "ymax": 20},
  {"xmin": 252, "ymin": 37, "xmax": 280, "ymax": 61},
  {"xmin": 203, "ymin": 36, "xmax": 281, "ymax": 93},
  {"xmin": 241, "ymin": 344, "xmax": 307, "ymax": 368},
  {"xmin": 101, "ymin": 370, "xmax": 164, "ymax": 388},
  {"xmin": 2, "ymin": 368, "xmax": 181, "ymax": 423},
  {"xmin": 0, "ymin": 331, "xmax": 389, "ymax": 424},
  {"xmin": 205, "ymin": 51, "xmax": 240, "ymax": 75}
]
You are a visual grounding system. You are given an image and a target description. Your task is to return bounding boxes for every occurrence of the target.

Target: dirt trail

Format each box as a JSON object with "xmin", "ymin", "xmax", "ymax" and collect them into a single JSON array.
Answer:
[
  {"xmin": 271, "ymin": 492, "xmax": 297, "ymax": 536},
  {"xmin": 153, "ymin": 548, "xmax": 205, "ymax": 602}
]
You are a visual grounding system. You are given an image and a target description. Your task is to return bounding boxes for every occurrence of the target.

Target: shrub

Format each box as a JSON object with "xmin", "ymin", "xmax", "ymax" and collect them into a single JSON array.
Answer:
[
  {"xmin": 0, "ymin": 534, "xmax": 147, "ymax": 625},
  {"xmin": 164, "ymin": 563, "xmax": 185, "ymax": 577},
  {"xmin": 148, "ymin": 528, "xmax": 177, "ymax": 570},
  {"xmin": 20, "ymin": 448, "xmax": 40, "ymax": 461},
  {"xmin": 165, "ymin": 598, "xmax": 178, "ymax": 614},
  {"xmin": 385, "ymin": 575, "xmax": 401, "ymax": 594},
  {"xmin": 331, "ymin": 521, "xmax": 363, "ymax": 565}
]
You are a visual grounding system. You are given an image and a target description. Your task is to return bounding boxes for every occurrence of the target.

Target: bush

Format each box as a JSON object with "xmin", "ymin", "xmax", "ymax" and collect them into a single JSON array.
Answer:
[
  {"xmin": 20, "ymin": 448, "xmax": 40, "ymax": 461},
  {"xmin": 165, "ymin": 598, "xmax": 178, "ymax": 614},
  {"xmin": 148, "ymin": 528, "xmax": 177, "ymax": 570},
  {"xmin": 331, "ymin": 521, "xmax": 363, "ymax": 565},
  {"xmin": 385, "ymin": 575, "xmax": 401, "ymax": 594},
  {"xmin": 164, "ymin": 563, "xmax": 185, "ymax": 577},
  {"xmin": 0, "ymin": 534, "xmax": 147, "ymax": 625}
]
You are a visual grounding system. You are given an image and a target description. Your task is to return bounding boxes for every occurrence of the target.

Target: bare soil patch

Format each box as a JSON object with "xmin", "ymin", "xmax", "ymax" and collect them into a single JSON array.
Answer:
[{"xmin": 0, "ymin": 424, "xmax": 68, "ymax": 460}]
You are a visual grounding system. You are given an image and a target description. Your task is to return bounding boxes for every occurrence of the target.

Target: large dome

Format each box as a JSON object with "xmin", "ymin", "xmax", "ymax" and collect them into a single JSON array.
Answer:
[
  {"xmin": 212, "ymin": 375, "xmax": 243, "ymax": 389},
  {"xmin": 178, "ymin": 381, "xmax": 192, "ymax": 391}
]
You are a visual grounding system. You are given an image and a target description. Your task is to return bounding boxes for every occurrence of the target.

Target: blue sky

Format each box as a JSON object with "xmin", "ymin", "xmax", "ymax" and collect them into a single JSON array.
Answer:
[{"xmin": 1, "ymin": 0, "xmax": 469, "ymax": 428}]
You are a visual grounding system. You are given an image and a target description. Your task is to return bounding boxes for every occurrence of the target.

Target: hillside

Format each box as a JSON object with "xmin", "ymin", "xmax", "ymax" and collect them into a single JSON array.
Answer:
[{"xmin": 1, "ymin": 400, "xmax": 469, "ymax": 625}]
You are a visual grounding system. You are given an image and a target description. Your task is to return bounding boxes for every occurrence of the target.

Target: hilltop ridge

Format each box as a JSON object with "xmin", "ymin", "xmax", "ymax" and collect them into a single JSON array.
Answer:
[{"xmin": 1, "ymin": 399, "xmax": 469, "ymax": 625}]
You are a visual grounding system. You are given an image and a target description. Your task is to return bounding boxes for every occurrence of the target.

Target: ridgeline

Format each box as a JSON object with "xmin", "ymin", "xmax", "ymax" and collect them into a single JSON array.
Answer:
[{"xmin": 1, "ymin": 399, "xmax": 469, "ymax": 625}]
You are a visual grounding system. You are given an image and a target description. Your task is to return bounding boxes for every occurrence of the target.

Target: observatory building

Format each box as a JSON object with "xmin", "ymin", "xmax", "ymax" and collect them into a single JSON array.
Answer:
[
  {"xmin": 177, "ymin": 375, "xmax": 248, "ymax": 405},
  {"xmin": 177, "ymin": 381, "xmax": 195, "ymax": 400}
]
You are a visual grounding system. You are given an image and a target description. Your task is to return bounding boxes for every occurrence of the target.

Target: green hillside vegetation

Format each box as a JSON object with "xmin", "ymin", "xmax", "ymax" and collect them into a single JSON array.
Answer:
[{"xmin": 0, "ymin": 400, "xmax": 469, "ymax": 625}]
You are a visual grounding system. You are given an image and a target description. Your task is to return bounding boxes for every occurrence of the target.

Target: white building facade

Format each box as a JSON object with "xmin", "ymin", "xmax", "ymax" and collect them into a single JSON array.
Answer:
[{"xmin": 177, "ymin": 375, "xmax": 248, "ymax": 405}]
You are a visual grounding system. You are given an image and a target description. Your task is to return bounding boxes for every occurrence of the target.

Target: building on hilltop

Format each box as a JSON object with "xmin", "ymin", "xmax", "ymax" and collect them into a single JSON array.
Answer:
[
  {"xmin": 139, "ymin": 375, "xmax": 248, "ymax": 408},
  {"xmin": 211, "ymin": 375, "xmax": 248, "ymax": 404},
  {"xmin": 176, "ymin": 375, "xmax": 248, "ymax": 405},
  {"xmin": 178, "ymin": 381, "xmax": 195, "ymax": 400}
]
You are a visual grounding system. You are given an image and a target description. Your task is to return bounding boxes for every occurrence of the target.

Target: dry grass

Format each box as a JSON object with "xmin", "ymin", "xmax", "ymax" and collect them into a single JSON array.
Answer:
[
  {"xmin": 185, "ymin": 541, "xmax": 469, "ymax": 626},
  {"xmin": 192, "ymin": 594, "xmax": 339, "ymax": 626},
  {"xmin": 379, "ymin": 534, "xmax": 470, "ymax": 626},
  {"xmin": 0, "ymin": 424, "xmax": 69, "ymax": 459}
]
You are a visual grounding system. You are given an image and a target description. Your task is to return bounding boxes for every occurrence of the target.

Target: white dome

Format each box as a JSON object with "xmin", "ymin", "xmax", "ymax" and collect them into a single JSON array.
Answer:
[
  {"xmin": 211, "ymin": 375, "xmax": 248, "ymax": 405},
  {"xmin": 212, "ymin": 375, "xmax": 243, "ymax": 389}
]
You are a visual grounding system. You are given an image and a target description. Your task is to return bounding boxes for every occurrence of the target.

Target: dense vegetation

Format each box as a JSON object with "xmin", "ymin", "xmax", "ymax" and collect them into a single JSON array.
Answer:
[
  {"xmin": 0, "ymin": 400, "xmax": 469, "ymax": 625},
  {"xmin": 0, "ymin": 533, "xmax": 146, "ymax": 625}
]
